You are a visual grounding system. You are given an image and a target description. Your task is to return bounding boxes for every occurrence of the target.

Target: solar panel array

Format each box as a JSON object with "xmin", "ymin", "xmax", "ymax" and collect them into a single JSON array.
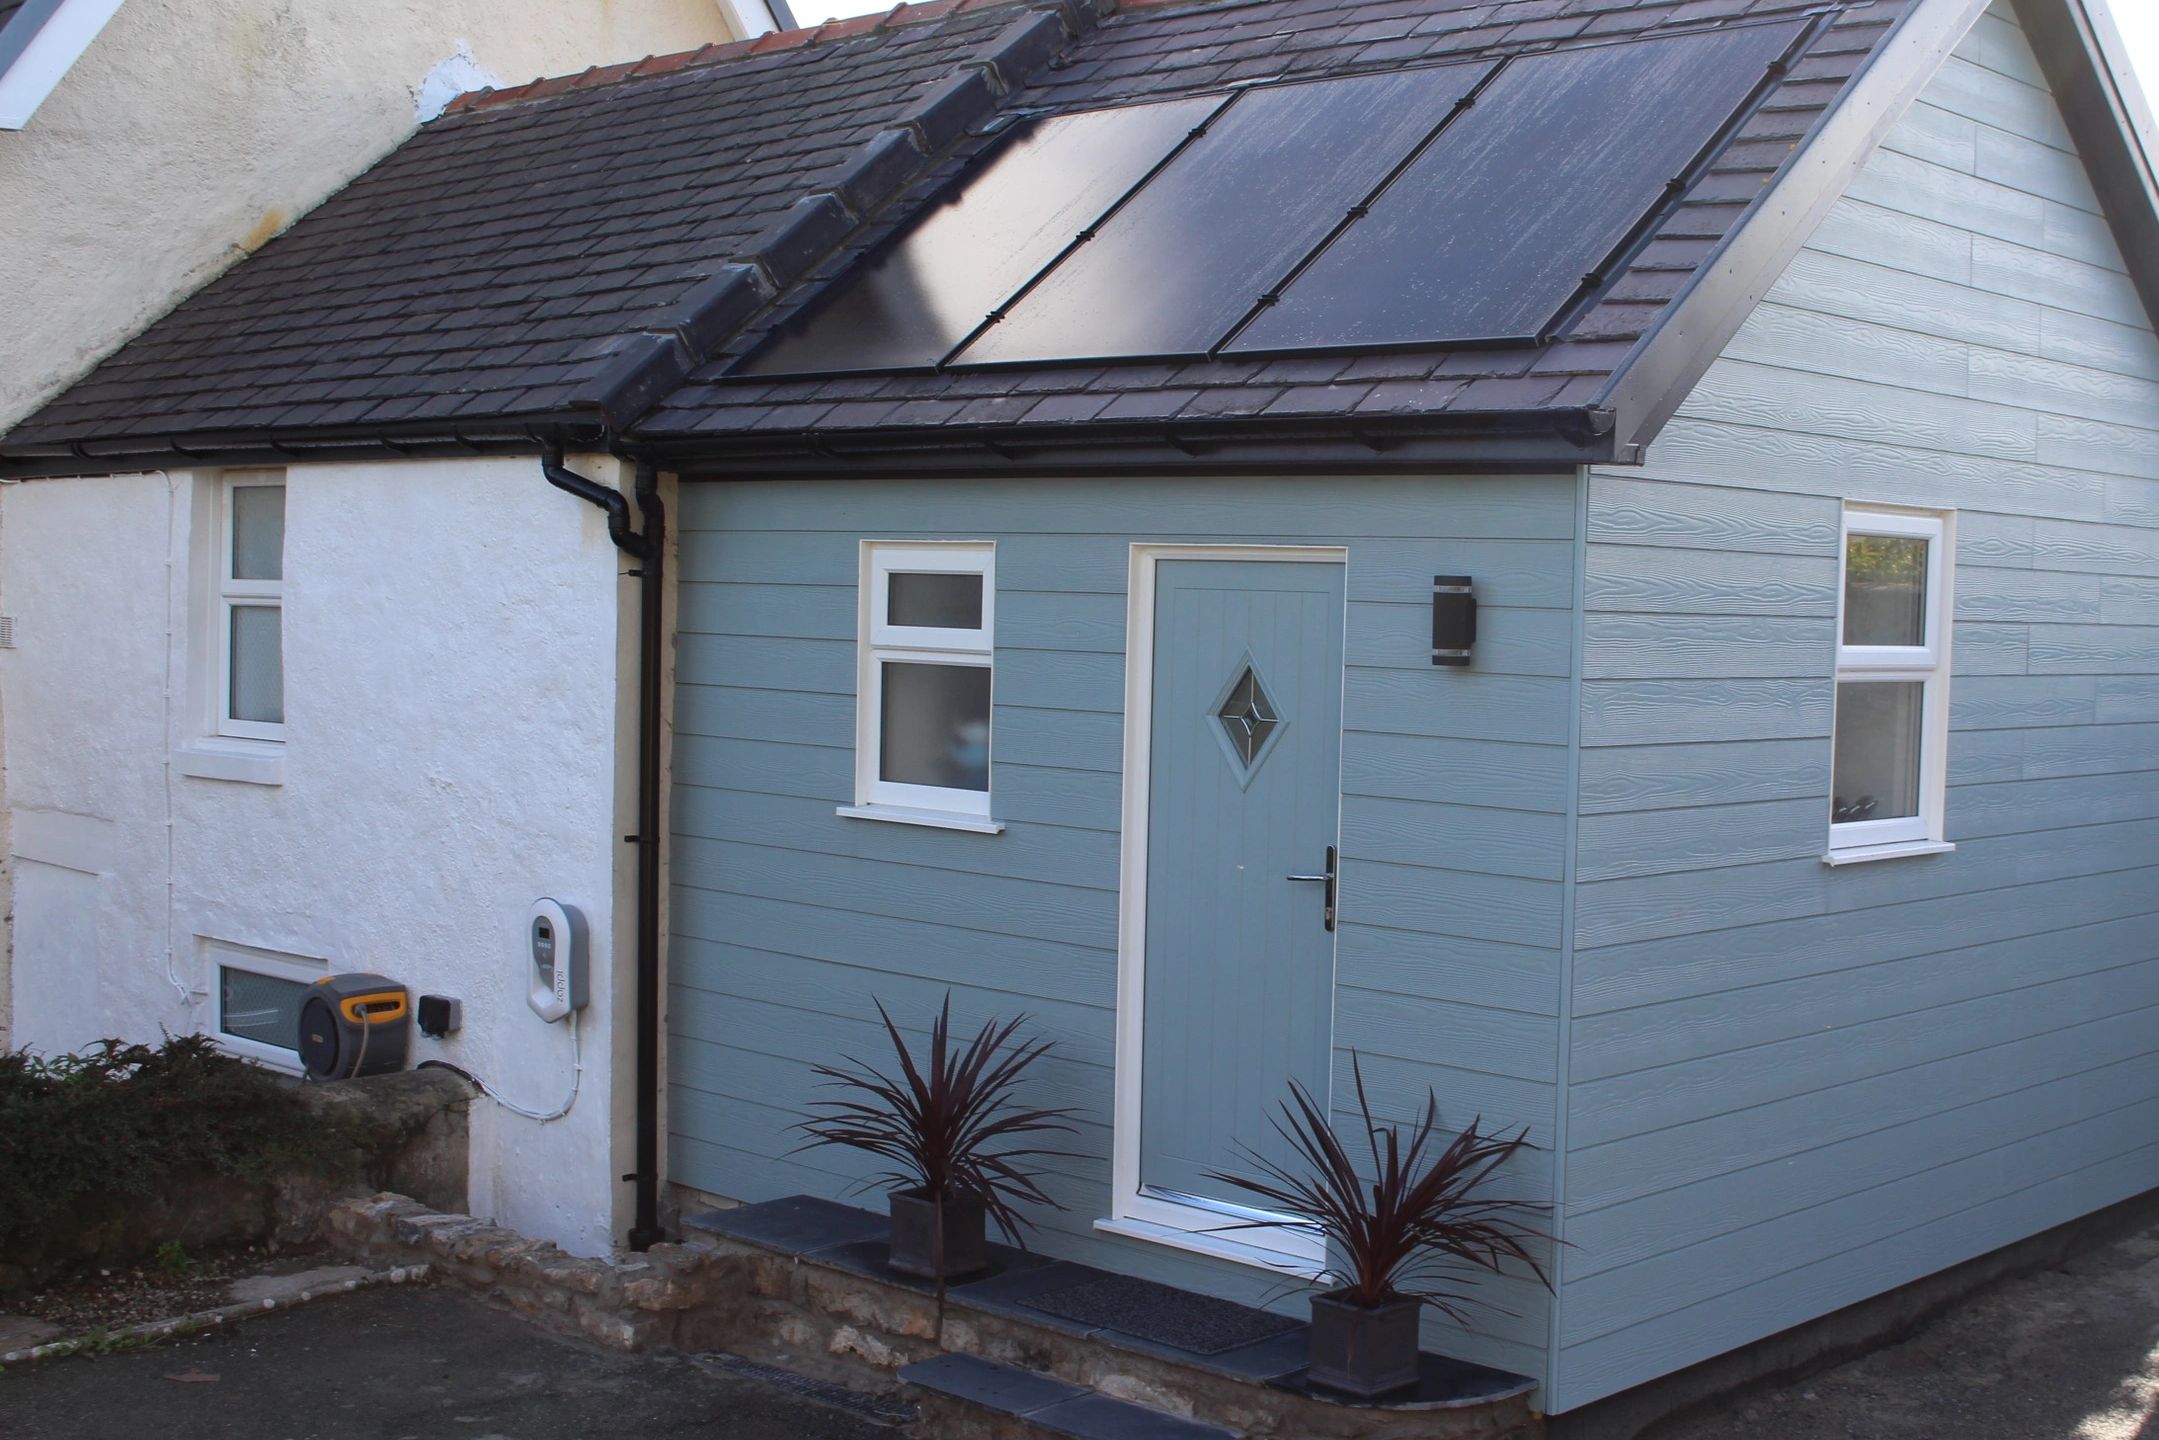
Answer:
[{"xmin": 747, "ymin": 19, "xmax": 1808, "ymax": 378}]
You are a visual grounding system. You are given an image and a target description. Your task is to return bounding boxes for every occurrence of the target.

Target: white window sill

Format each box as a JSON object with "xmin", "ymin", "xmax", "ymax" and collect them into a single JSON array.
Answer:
[
  {"xmin": 1092, "ymin": 1214, "xmax": 1328, "ymax": 1281},
  {"xmin": 836, "ymin": 804, "xmax": 1004, "ymax": 835},
  {"xmin": 175, "ymin": 738, "xmax": 285, "ymax": 787},
  {"xmin": 1823, "ymin": 839, "xmax": 1955, "ymax": 867}
]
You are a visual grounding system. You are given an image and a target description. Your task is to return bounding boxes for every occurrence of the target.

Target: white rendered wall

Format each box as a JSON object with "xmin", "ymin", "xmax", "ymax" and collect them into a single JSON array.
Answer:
[
  {"xmin": 0, "ymin": 0, "xmax": 740, "ymax": 430},
  {"xmin": 0, "ymin": 455, "xmax": 642, "ymax": 1256}
]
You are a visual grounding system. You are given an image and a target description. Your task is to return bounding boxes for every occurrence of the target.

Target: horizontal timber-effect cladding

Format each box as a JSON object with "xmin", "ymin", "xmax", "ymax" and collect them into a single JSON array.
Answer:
[
  {"xmin": 666, "ymin": 474, "xmax": 1575, "ymax": 1383},
  {"xmin": 1556, "ymin": 5, "xmax": 2159, "ymax": 1411}
]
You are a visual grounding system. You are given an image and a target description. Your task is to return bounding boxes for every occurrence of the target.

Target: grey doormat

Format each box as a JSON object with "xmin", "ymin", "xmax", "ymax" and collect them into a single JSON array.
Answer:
[{"xmin": 1021, "ymin": 1273, "xmax": 1301, "ymax": 1355}]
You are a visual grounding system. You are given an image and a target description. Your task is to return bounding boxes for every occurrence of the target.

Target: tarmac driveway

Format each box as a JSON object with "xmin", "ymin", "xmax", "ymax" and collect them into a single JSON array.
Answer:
[
  {"xmin": 0, "ymin": 1285, "xmax": 897, "ymax": 1440},
  {"xmin": 1657, "ymin": 1224, "xmax": 2159, "ymax": 1440}
]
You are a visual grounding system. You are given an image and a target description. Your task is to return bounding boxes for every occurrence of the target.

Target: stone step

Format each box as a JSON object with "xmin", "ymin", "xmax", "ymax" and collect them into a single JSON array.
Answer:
[{"xmin": 903, "ymin": 1353, "xmax": 1243, "ymax": 1440}]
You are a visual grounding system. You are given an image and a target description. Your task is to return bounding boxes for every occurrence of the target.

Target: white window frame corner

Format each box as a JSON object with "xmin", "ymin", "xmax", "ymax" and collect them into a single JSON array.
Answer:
[
  {"xmin": 212, "ymin": 471, "xmax": 287, "ymax": 745},
  {"xmin": 1827, "ymin": 506, "xmax": 1956, "ymax": 864},
  {"xmin": 842, "ymin": 540, "xmax": 1001, "ymax": 832},
  {"xmin": 204, "ymin": 938, "xmax": 326, "ymax": 1074}
]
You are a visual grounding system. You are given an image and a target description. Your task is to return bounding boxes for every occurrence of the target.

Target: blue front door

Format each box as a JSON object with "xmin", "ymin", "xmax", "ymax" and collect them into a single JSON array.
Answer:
[{"xmin": 1139, "ymin": 557, "xmax": 1345, "ymax": 1222}]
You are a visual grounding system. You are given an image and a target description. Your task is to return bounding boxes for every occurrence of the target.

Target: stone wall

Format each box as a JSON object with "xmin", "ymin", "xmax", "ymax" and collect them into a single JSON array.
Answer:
[{"xmin": 0, "ymin": 1067, "xmax": 471, "ymax": 1293}]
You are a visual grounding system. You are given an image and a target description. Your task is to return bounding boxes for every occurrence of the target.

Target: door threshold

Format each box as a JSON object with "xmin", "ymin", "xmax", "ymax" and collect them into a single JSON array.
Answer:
[{"xmin": 1094, "ymin": 1214, "xmax": 1329, "ymax": 1280}]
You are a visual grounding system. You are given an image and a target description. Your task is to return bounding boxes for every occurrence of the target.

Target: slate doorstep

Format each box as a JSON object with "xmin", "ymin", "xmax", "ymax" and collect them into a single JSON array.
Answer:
[
  {"xmin": 0, "ymin": 1263, "xmax": 431, "ymax": 1367},
  {"xmin": 905, "ymin": 1353, "xmax": 1241, "ymax": 1440}
]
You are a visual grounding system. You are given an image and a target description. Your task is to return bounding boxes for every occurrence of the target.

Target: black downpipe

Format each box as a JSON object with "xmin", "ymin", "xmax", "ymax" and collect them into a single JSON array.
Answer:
[
  {"xmin": 544, "ymin": 445, "xmax": 647, "ymax": 560},
  {"xmin": 627, "ymin": 459, "xmax": 666, "ymax": 1252},
  {"xmin": 542, "ymin": 448, "xmax": 665, "ymax": 1252}
]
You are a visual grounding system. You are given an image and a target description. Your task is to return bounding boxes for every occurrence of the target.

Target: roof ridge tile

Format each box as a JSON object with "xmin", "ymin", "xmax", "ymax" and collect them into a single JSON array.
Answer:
[{"xmin": 443, "ymin": 0, "xmax": 1059, "ymax": 117}]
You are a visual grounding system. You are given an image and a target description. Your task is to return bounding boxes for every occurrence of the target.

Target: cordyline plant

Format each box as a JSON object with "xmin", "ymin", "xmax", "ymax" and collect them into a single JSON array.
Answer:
[
  {"xmin": 1209, "ymin": 1055, "xmax": 1552, "ymax": 1323},
  {"xmin": 794, "ymin": 996, "xmax": 1077, "ymax": 1301}
]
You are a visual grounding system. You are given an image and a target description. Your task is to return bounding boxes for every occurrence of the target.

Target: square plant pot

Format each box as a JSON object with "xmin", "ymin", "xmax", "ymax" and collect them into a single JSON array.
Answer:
[
  {"xmin": 887, "ymin": 1188, "xmax": 990, "ymax": 1282},
  {"xmin": 1307, "ymin": 1290, "xmax": 1422, "ymax": 1399}
]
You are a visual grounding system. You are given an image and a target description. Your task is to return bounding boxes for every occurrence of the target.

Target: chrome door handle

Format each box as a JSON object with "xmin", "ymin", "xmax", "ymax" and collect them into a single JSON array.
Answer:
[{"xmin": 1285, "ymin": 846, "xmax": 1337, "ymax": 932}]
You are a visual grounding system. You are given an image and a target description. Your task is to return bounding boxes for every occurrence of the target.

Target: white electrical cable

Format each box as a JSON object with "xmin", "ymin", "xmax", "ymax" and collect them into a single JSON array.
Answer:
[{"xmin": 472, "ymin": 1011, "xmax": 583, "ymax": 1122}]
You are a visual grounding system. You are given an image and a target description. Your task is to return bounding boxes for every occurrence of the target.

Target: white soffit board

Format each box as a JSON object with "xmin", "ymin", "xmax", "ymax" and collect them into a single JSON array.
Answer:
[
  {"xmin": 0, "ymin": 0, "xmax": 127, "ymax": 130},
  {"xmin": 715, "ymin": 0, "xmax": 786, "ymax": 40}
]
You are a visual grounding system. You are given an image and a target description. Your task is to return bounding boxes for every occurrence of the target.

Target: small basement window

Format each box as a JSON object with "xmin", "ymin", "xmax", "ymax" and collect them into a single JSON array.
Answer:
[
  {"xmin": 208, "ymin": 941, "xmax": 324, "ymax": 1071},
  {"xmin": 842, "ymin": 542, "xmax": 1001, "ymax": 833},
  {"xmin": 1828, "ymin": 507, "xmax": 1955, "ymax": 864}
]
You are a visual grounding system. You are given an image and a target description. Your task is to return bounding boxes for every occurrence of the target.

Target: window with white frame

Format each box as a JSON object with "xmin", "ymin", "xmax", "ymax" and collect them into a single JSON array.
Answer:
[
  {"xmin": 1830, "ymin": 507, "xmax": 1954, "ymax": 859},
  {"xmin": 847, "ymin": 542, "xmax": 998, "ymax": 829},
  {"xmin": 218, "ymin": 475, "xmax": 285, "ymax": 740},
  {"xmin": 207, "ymin": 940, "xmax": 325, "ymax": 1072}
]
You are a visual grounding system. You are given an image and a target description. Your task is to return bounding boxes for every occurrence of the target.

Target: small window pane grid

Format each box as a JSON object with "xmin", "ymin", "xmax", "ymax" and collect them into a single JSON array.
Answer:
[
  {"xmin": 1831, "ymin": 509, "xmax": 1952, "ymax": 856},
  {"xmin": 747, "ymin": 20, "xmax": 1805, "ymax": 376},
  {"xmin": 856, "ymin": 543, "xmax": 995, "ymax": 822},
  {"xmin": 219, "ymin": 477, "xmax": 285, "ymax": 740}
]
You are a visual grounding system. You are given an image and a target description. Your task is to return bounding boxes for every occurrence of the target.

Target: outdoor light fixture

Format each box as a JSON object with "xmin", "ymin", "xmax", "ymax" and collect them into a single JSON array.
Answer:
[{"xmin": 1432, "ymin": 575, "xmax": 1476, "ymax": 667}]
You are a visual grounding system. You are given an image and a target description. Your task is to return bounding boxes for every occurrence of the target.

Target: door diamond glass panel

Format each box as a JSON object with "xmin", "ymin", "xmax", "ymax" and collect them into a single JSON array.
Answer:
[{"xmin": 1217, "ymin": 665, "xmax": 1280, "ymax": 768}]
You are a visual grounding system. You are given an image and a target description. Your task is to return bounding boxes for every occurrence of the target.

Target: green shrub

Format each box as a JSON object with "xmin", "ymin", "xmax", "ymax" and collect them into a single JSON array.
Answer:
[{"xmin": 0, "ymin": 1035, "xmax": 356, "ymax": 1241}]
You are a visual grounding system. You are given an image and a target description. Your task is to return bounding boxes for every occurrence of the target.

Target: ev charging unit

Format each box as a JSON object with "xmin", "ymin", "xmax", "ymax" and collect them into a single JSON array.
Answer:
[{"xmin": 527, "ymin": 898, "xmax": 589, "ymax": 1023}]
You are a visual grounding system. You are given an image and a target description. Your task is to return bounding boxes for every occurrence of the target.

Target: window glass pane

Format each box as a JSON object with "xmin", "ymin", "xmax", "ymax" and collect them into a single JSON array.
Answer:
[
  {"xmin": 888, "ymin": 571, "xmax": 983, "ymax": 630},
  {"xmin": 881, "ymin": 662, "xmax": 990, "ymax": 792},
  {"xmin": 1833, "ymin": 681, "xmax": 1924, "ymax": 824},
  {"xmin": 230, "ymin": 605, "xmax": 284, "ymax": 724},
  {"xmin": 220, "ymin": 966, "xmax": 308, "ymax": 1052},
  {"xmin": 231, "ymin": 486, "xmax": 285, "ymax": 582},
  {"xmin": 1844, "ymin": 534, "xmax": 1928, "ymax": 647}
]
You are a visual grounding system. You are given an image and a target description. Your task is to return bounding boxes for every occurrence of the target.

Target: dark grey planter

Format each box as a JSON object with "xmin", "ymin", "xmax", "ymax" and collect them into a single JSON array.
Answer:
[
  {"xmin": 887, "ymin": 1188, "xmax": 989, "ymax": 1281},
  {"xmin": 1307, "ymin": 1290, "xmax": 1422, "ymax": 1398}
]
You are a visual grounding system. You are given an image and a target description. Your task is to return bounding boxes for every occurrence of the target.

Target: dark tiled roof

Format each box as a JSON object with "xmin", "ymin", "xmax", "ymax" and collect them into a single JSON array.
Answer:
[
  {"xmin": 639, "ymin": 0, "xmax": 1913, "ymax": 458},
  {"xmin": 3, "ymin": 0, "xmax": 1927, "ymax": 469},
  {"xmin": 1, "ymin": 0, "xmax": 1074, "ymax": 454}
]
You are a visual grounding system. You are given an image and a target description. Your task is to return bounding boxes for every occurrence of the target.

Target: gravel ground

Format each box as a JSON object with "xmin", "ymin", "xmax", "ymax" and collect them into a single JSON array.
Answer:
[
  {"xmin": 0, "ymin": 1285, "xmax": 898, "ymax": 1440},
  {"xmin": 1656, "ymin": 1226, "xmax": 2159, "ymax": 1440}
]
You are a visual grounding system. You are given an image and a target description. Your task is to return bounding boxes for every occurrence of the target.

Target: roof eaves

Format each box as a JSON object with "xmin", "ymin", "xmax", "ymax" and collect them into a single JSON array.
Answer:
[
  {"xmin": 2010, "ymin": 0, "xmax": 2159, "ymax": 332},
  {"xmin": 1596, "ymin": 0, "xmax": 1993, "ymax": 460},
  {"xmin": 640, "ymin": 404, "xmax": 1624, "ymax": 478}
]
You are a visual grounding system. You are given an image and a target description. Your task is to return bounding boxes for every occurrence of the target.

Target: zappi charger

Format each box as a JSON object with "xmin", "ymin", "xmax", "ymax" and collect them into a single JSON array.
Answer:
[{"xmin": 527, "ymin": 898, "xmax": 589, "ymax": 1023}]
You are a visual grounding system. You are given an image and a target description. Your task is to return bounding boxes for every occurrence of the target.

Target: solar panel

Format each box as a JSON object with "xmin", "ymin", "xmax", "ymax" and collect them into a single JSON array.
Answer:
[
  {"xmin": 1225, "ymin": 21, "xmax": 1805, "ymax": 354},
  {"xmin": 745, "ymin": 95, "xmax": 1222, "ymax": 375},
  {"xmin": 953, "ymin": 63, "xmax": 1493, "ymax": 367}
]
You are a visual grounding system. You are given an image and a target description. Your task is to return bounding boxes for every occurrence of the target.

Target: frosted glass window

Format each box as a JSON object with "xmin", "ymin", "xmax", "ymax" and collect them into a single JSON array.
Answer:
[
  {"xmin": 229, "ymin": 605, "xmax": 284, "ymax": 725},
  {"xmin": 1843, "ymin": 535, "xmax": 1928, "ymax": 647},
  {"xmin": 881, "ymin": 663, "xmax": 991, "ymax": 791},
  {"xmin": 220, "ymin": 966, "xmax": 307, "ymax": 1052},
  {"xmin": 230, "ymin": 485, "xmax": 285, "ymax": 581},
  {"xmin": 889, "ymin": 572, "xmax": 983, "ymax": 630},
  {"xmin": 1832, "ymin": 681, "xmax": 1923, "ymax": 824},
  {"xmin": 855, "ymin": 542, "xmax": 995, "ymax": 822}
]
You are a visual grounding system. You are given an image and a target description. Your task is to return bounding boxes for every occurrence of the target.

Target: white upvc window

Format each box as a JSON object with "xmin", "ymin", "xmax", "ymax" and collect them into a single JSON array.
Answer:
[
  {"xmin": 218, "ymin": 475, "xmax": 285, "ymax": 741},
  {"xmin": 1828, "ymin": 507, "xmax": 1955, "ymax": 863},
  {"xmin": 841, "ymin": 542, "xmax": 1001, "ymax": 834},
  {"xmin": 207, "ymin": 939, "xmax": 325, "ymax": 1074}
]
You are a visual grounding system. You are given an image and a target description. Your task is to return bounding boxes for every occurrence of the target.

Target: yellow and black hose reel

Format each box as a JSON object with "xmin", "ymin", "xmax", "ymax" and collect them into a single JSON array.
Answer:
[{"xmin": 297, "ymin": 973, "xmax": 411, "ymax": 1080}]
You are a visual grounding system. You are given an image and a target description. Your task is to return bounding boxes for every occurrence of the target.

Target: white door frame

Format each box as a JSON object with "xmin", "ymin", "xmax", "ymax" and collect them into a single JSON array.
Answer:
[{"xmin": 1094, "ymin": 543, "xmax": 1348, "ymax": 1278}]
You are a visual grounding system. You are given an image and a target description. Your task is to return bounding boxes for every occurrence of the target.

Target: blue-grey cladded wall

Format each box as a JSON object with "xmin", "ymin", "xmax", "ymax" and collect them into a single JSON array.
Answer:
[
  {"xmin": 1551, "ymin": 2, "xmax": 2159, "ymax": 1410},
  {"xmin": 668, "ymin": 475, "xmax": 1577, "ymax": 1380}
]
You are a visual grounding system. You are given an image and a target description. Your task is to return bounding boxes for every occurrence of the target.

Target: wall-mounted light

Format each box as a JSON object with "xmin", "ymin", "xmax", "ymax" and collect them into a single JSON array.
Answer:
[{"xmin": 1432, "ymin": 575, "xmax": 1476, "ymax": 667}]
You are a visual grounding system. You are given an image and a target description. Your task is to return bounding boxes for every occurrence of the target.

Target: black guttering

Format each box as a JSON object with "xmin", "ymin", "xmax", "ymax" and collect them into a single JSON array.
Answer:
[
  {"xmin": 2012, "ymin": 0, "xmax": 2159, "ymax": 332},
  {"xmin": 539, "ymin": 450, "xmax": 667, "ymax": 1253},
  {"xmin": 1596, "ymin": 0, "xmax": 1996, "ymax": 459}
]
